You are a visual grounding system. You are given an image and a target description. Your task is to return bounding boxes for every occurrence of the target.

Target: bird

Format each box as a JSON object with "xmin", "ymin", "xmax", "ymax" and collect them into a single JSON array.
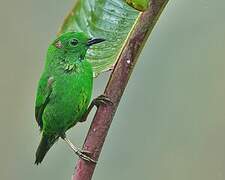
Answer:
[{"xmin": 34, "ymin": 31, "xmax": 110, "ymax": 165}]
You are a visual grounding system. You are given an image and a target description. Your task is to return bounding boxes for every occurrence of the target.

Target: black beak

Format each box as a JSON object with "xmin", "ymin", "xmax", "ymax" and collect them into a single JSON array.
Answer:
[{"xmin": 87, "ymin": 38, "xmax": 105, "ymax": 46}]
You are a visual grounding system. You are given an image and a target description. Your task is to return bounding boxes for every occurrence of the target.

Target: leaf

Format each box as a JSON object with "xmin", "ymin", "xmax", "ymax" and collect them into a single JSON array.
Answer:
[
  {"xmin": 125, "ymin": 0, "xmax": 150, "ymax": 11},
  {"xmin": 58, "ymin": 0, "xmax": 140, "ymax": 77}
]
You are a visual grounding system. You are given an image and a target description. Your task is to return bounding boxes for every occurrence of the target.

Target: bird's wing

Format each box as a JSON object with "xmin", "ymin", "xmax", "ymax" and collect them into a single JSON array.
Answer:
[{"xmin": 35, "ymin": 75, "xmax": 54, "ymax": 130}]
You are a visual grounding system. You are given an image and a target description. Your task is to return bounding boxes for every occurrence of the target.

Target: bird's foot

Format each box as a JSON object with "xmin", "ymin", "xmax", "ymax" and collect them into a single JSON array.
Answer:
[
  {"xmin": 93, "ymin": 94, "xmax": 113, "ymax": 107},
  {"xmin": 76, "ymin": 149, "xmax": 97, "ymax": 163},
  {"xmin": 77, "ymin": 148, "xmax": 92, "ymax": 156},
  {"xmin": 61, "ymin": 135, "xmax": 97, "ymax": 163}
]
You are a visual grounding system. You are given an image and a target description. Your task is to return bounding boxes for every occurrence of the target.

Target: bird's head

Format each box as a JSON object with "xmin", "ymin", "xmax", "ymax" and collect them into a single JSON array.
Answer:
[{"xmin": 50, "ymin": 32, "xmax": 105, "ymax": 60}]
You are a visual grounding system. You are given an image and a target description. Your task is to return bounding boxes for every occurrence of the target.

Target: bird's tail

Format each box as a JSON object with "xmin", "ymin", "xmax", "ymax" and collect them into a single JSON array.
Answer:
[{"xmin": 35, "ymin": 134, "xmax": 58, "ymax": 165}]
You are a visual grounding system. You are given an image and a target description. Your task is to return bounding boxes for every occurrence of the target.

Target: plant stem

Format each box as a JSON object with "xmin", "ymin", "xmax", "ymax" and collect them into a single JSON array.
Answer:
[{"xmin": 73, "ymin": 0, "xmax": 169, "ymax": 179}]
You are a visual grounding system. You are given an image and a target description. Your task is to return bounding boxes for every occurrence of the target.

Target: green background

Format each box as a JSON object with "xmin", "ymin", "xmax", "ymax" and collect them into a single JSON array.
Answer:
[{"xmin": 1, "ymin": 0, "xmax": 225, "ymax": 179}]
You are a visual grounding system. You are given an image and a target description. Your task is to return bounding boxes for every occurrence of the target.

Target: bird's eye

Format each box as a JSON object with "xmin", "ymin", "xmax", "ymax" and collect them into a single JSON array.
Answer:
[{"xmin": 69, "ymin": 39, "xmax": 78, "ymax": 46}]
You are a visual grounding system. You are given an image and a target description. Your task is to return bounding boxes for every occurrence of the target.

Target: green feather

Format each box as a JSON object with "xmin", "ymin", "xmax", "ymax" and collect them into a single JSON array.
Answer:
[{"xmin": 35, "ymin": 32, "xmax": 95, "ymax": 164}]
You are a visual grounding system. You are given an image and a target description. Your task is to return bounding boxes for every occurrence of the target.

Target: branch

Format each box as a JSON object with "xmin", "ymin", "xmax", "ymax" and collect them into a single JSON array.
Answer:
[{"xmin": 73, "ymin": 0, "xmax": 169, "ymax": 179}]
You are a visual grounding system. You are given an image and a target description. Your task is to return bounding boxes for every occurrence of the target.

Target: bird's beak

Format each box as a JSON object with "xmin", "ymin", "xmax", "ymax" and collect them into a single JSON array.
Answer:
[{"xmin": 87, "ymin": 38, "xmax": 105, "ymax": 46}]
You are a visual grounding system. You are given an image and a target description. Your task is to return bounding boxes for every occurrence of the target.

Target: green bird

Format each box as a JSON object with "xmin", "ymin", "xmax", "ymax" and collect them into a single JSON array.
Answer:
[{"xmin": 35, "ymin": 32, "xmax": 109, "ymax": 165}]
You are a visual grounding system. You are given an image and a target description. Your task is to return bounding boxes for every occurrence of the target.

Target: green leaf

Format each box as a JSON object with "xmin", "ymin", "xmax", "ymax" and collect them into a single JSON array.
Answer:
[
  {"xmin": 125, "ymin": 0, "xmax": 150, "ymax": 11},
  {"xmin": 58, "ymin": 0, "xmax": 140, "ymax": 77}
]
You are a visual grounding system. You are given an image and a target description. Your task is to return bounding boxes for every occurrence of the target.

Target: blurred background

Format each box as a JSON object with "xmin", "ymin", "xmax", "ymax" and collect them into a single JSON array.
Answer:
[{"xmin": 1, "ymin": 0, "xmax": 225, "ymax": 179}]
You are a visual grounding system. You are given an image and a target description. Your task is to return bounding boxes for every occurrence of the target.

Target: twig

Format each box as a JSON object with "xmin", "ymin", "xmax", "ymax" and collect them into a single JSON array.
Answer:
[{"xmin": 73, "ymin": 0, "xmax": 169, "ymax": 179}]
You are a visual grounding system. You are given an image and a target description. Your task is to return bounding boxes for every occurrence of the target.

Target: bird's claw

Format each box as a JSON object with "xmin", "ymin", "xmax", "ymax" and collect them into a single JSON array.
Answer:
[
  {"xmin": 93, "ymin": 94, "xmax": 113, "ymax": 107},
  {"xmin": 76, "ymin": 150, "xmax": 97, "ymax": 163},
  {"xmin": 78, "ymin": 148, "xmax": 92, "ymax": 156}
]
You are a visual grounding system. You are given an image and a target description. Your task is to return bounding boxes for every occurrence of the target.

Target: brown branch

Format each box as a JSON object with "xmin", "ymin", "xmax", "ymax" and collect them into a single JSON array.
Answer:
[{"xmin": 73, "ymin": 0, "xmax": 169, "ymax": 179}]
